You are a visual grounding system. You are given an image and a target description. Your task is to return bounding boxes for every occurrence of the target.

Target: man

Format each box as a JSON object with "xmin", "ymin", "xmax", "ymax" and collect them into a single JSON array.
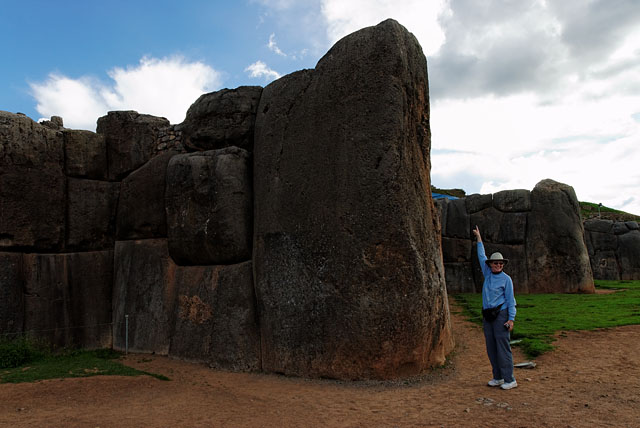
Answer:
[{"xmin": 472, "ymin": 225, "xmax": 517, "ymax": 390}]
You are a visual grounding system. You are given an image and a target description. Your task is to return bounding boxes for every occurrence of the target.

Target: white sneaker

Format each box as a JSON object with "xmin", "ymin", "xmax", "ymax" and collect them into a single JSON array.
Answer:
[
  {"xmin": 500, "ymin": 380, "xmax": 518, "ymax": 390},
  {"xmin": 487, "ymin": 379, "xmax": 504, "ymax": 387}
]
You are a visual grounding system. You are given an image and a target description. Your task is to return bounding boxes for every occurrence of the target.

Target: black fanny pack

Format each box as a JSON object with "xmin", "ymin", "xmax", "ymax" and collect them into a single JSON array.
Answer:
[{"xmin": 482, "ymin": 305, "xmax": 502, "ymax": 322}]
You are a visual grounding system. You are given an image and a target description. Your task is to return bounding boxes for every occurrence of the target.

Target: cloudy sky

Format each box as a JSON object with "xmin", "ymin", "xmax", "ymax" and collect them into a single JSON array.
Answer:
[{"xmin": 2, "ymin": 0, "xmax": 639, "ymax": 215}]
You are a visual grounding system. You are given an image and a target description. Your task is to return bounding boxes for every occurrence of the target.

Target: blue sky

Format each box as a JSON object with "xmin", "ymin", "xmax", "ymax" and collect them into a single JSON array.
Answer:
[{"xmin": 2, "ymin": 0, "xmax": 640, "ymax": 215}]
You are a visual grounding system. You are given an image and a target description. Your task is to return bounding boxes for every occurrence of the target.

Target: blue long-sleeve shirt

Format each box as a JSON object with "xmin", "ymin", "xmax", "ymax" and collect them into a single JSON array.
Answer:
[{"xmin": 477, "ymin": 242, "xmax": 516, "ymax": 321}]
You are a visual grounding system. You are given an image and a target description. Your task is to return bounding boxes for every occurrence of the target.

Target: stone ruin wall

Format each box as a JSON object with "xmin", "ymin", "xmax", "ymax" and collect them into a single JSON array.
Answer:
[
  {"xmin": 0, "ymin": 20, "xmax": 454, "ymax": 380},
  {"xmin": 437, "ymin": 180, "xmax": 596, "ymax": 294},
  {"xmin": 584, "ymin": 219, "xmax": 640, "ymax": 280}
]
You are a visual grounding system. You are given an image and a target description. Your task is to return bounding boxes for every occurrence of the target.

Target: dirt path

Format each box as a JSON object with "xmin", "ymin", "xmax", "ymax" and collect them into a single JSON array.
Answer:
[{"xmin": 1, "ymin": 305, "xmax": 639, "ymax": 427}]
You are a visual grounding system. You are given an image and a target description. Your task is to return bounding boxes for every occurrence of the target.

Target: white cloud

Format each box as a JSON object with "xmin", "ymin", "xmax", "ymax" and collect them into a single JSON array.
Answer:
[
  {"xmin": 245, "ymin": 60, "xmax": 282, "ymax": 81},
  {"xmin": 268, "ymin": 33, "xmax": 287, "ymax": 56},
  {"xmin": 29, "ymin": 56, "xmax": 221, "ymax": 131}
]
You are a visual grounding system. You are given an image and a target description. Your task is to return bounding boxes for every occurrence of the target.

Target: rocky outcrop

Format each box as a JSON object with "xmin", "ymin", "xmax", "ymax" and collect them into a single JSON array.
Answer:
[
  {"xmin": 584, "ymin": 219, "xmax": 640, "ymax": 280},
  {"xmin": 180, "ymin": 86, "xmax": 262, "ymax": 152},
  {"xmin": 438, "ymin": 180, "xmax": 595, "ymax": 294},
  {"xmin": 253, "ymin": 19, "xmax": 452, "ymax": 380}
]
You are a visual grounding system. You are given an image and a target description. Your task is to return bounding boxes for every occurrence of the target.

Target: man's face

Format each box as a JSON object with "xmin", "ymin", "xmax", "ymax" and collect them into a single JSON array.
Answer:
[{"xmin": 490, "ymin": 261, "xmax": 504, "ymax": 273}]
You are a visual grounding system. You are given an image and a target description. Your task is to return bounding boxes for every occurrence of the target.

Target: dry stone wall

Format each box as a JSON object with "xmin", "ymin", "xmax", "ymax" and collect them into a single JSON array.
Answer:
[
  {"xmin": 0, "ymin": 20, "xmax": 454, "ymax": 380},
  {"xmin": 584, "ymin": 219, "xmax": 640, "ymax": 280},
  {"xmin": 438, "ymin": 179, "xmax": 595, "ymax": 294}
]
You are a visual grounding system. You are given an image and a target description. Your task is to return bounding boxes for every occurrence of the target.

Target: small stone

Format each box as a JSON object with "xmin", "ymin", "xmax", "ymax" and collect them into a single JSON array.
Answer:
[{"xmin": 464, "ymin": 408, "xmax": 470, "ymax": 413}]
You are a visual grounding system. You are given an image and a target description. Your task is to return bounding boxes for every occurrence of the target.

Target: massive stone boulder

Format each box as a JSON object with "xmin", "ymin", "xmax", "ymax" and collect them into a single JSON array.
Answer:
[
  {"xmin": 63, "ymin": 129, "xmax": 108, "ymax": 180},
  {"xmin": 112, "ymin": 239, "xmax": 177, "ymax": 354},
  {"xmin": 526, "ymin": 179, "xmax": 594, "ymax": 293},
  {"xmin": 67, "ymin": 178, "xmax": 120, "ymax": 251},
  {"xmin": 169, "ymin": 261, "xmax": 260, "ymax": 371},
  {"xmin": 0, "ymin": 252, "xmax": 23, "ymax": 335},
  {"xmin": 116, "ymin": 151, "xmax": 179, "ymax": 240},
  {"xmin": 0, "ymin": 111, "xmax": 65, "ymax": 251},
  {"xmin": 438, "ymin": 180, "xmax": 594, "ymax": 294},
  {"xmin": 253, "ymin": 19, "xmax": 453, "ymax": 380},
  {"xmin": 96, "ymin": 111, "xmax": 170, "ymax": 180},
  {"xmin": 585, "ymin": 219, "xmax": 640, "ymax": 280},
  {"xmin": 165, "ymin": 147, "xmax": 252, "ymax": 265},
  {"xmin": 22, "ymin": 251, "xmax": 113, "ymax": 348},
  {"xmin": 180, "ymin": 86, "xmax": 263, "ymax": 152}
]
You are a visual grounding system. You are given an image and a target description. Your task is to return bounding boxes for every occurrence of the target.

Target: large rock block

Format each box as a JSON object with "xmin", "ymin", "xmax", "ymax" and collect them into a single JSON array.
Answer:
[
  {"xmin": 165, "ymin": 147, "xmax": 252, "ymax": 265},
  {"xmin": 116, "ymin": 151, "xmax": 178, "ymax": 240},
  {"xmin": 0, "ymin": 112, "xmax": 65, "ymax": 251},
  {"xmin": 66, "ymin": 251, "xmax": 113, "ymax": 348},
  {"xmin": 112, "ymin": 239, "xmax": 177, "ymax": 354},
  {"xmin": 180, "ymin": 86, "xmax": 263, "ymax": 152},
  {"xmin": 0, "ymin": 111, "xmax": 64, "ymax": 169},
  {"xmin": 618, "ymin": 230, "xmax": 640, "ymax": 280},
  {"xmin": 23, "ymin": 252, "xmax": 113, "ymax": 348},
  {"xmin": 493, "ymin": 189, "xmax": 531, "ymax": 212},
  {"xmin": 169, "ymin": 261, "xmax": 260, "ymax": 371},
  {"xmin": 526, "ymin": 179, "xmax": 594, "ymax": 293},
  {"xmin": 0, "ymin": 252, "xmax": 24, "ymax": 335},
  {"xmin": 63, "ymin": 129, "xmax": 108, "ymax": 180},
  {"xmin": 444, "ymin": 198, "xmax": 470, "ymax": 239},
  {"xmin": 67, "ymin": 178, "xmax": 120, "ymax": 251},
  {"xmin": 254, "ymin": 19, "xmax": 453, "ymax": 380},
  {"xmin": 96, "ymin": 111, "xmax": 170, "ymax": 180},
  {"xmin": 23, "ymin": 254, "xmax": 70, "ymax": 347},
  {"xmin": 589, "ymin": 250, "xmax": 620, "ymax": 280},
  {"xmin": 444, "ymin": 263, "xmax": 475, "ymax": 293},
  {"xmin": 0, "ymin": 167, "xmax": 65, "ymax": 251}
]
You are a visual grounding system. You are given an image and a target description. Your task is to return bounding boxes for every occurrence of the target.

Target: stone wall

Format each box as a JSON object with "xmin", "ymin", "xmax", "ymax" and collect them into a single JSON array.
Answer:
[
  {"xmin": 437, "ymin": 180, "xmax": 595, "ymax": 294},
  {"xmin": 584, "ymin": 219, "xmax": 640, "ymax": 280},
  {"xmin": 0, "ymin": 20, "xmax": 452, "ymax": 380}
]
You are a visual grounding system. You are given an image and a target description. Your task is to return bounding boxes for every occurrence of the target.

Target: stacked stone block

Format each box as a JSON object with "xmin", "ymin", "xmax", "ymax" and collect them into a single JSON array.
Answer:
[{"xmin": 584, "ymin": 219, "xmax": 640, "ymax": 280}]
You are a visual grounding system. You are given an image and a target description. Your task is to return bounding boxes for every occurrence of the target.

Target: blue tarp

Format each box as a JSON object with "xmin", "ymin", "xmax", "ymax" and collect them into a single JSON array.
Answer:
[{"xmin": 432, "ymin": 192, "xmax": 459, "ymax": 200}]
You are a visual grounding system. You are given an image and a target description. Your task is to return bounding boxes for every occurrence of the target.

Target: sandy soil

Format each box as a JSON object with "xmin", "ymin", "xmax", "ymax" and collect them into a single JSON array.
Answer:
[{"xmin": 1, "ymin": 304, "xmax": 639, "ymax": 428}]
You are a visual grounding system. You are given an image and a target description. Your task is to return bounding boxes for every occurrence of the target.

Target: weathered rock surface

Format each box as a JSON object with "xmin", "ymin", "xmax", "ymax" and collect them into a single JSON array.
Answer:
[
  {"xmin": 63, "ymin": 129, "xmax": 108, "ymax": 180},
  {"xmin": 253, "ymin": 19, "xmax": 453, "ymax": 380},
  {"xmin": 0, "ymin": 252, "xmax": 24, "ymax": 334},
  {"xmin": 166, "ymin": 147, "xmax": 252, "ymax": 265},
  {"xmin": 0, "ymin": 111, "xmax": 65, "ymax": 251},
  {"xmin": 96, "ymin": 111, "xmax": 170, "ymax": 180},
  {"xmin": 585, "ymin": 219, "xmax": 640, "ymax": 280},
  {"xmin": 112, "ymin": 239, "xmax": 177, "ymax": 354},
  {"xmin": 526, "ymin": 179, "xmax": 594, "ymax": 293},
  {"xmin": 438, "ymin": 179, "xmax": 594, "ymax": 294},
  {"xmin": 116, "ymin": 151, "xmax": 178, "ymax": 240},
  {"xmin": 180, "ymin": 86, "xmax": 263, "ymax": 152},
  {"xmin": 22, "ymin": 251, "xmax": 113, "ymax": 348},
  {"xmin": 67, "ymin": 178, "xmax": 120, "ymax": 251},
  {"xmin": 170, "ymin": 261, "xmax": 260, "ymax": 371}
]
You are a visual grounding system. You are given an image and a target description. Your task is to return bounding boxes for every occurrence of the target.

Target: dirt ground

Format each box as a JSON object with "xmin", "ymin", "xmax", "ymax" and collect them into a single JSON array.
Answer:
[{"xmin": 1, "ymin": 304, "xmax": 639, "ymax": 428}]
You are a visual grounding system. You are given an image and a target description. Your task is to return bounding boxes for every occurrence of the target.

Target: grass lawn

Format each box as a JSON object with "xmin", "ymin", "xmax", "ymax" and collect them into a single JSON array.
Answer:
[
  {"xmin": 453, "ymin": 279, "xmax": 640, "ymax": 358},
  {"xmin": 0, "ymin": 346, "xmax": 169, "ymax": 384}
]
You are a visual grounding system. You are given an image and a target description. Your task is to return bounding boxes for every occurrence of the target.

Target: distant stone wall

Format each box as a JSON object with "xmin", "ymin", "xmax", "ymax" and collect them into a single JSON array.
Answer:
[
  {"xmin": 437, "ymin": 180, "xmax": 595, "ymax": 294},
  {"xmin": 0, "ymin": 19, "xmax": 452, "ymax": 380},
  {"xmin": 584, "ymin": 219, "xmax": 640, "ymax": 280}
]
